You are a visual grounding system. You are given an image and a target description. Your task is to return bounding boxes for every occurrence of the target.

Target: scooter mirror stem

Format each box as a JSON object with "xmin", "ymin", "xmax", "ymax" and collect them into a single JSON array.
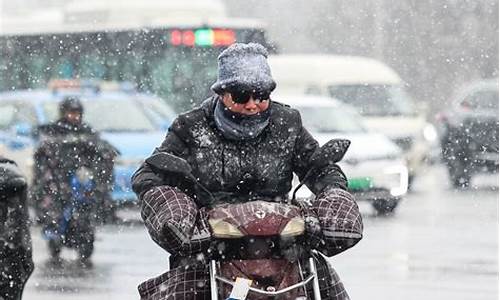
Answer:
[
  {"xmin": 292, "ymin": 169, "xmax": 312, "ymax": 202},
  {"xmin": 146, "ymin": 152, "xmax": 193, "ymax": 176}
]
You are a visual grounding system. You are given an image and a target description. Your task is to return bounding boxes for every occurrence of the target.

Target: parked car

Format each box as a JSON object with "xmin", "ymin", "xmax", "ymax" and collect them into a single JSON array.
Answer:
[
  {"xmin": 437, "ymin": 78, "xmax": 499, "ymax": 188},
  {"xmin": 268, "ymin": 54, "xmax": 438, "ymax": 187},
  {"xmin": 0, "ymin": 80, "xmax": 176, "ymax": 204},
  {"xmin": 275, "ymin": 94, "xmax": 409, "ymax": 214}
]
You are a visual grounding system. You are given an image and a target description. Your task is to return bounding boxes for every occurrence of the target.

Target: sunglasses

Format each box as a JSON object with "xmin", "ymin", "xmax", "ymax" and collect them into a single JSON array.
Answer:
[{"xmin": 228, "ymin": 89, "xmax": 271, "ymax": 104}]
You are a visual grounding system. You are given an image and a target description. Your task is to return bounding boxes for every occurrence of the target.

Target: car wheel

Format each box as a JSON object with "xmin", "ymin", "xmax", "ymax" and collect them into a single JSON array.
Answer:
[
  {"xmin": 447, "ymin": 160, "xmax": 471, "ymax": 188},
  {"xmin": 407, "ymin": 174, "xmax": 415, "ymax": 191},
  {"xmin": 450, "ymin": 168, "xmax": 471, "ymax": 188},
  {"xmin": 372, "ymin": 198, "xmax": 400, "ymax": 215},
  {"xmin": 48, "ymin": 239, "xmax": 62, "ymax": 259},
  {"xmin": 442, "ymin": 136, "xmax": 472, "ymax": 188}
]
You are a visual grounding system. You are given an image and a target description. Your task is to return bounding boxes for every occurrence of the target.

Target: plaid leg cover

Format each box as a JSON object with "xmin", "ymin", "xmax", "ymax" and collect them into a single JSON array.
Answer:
[
  {"xmin": 310, "ymin": 188, "xmax": 363, "ymax": 257},
  {"xmin": 141, "ymin": 186, "xmax": 211, "ymax": 256},
  {"xmin": 139, "ymin": 186, "xmax": 354, "ymax": 299},
  {"xmin": 138, "ymin": 255, "xmax": 350, "ymax": 300}
]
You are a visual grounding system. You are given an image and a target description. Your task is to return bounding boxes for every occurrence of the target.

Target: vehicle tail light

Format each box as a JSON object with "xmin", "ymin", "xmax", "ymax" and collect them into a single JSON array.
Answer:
[
  {"xmin": 435, "ymin": 112, "xmax": 448, "ymax": 123},
  {"xmin": 460, "ymin": 101, "xmax": 472, "ymax": 111}
]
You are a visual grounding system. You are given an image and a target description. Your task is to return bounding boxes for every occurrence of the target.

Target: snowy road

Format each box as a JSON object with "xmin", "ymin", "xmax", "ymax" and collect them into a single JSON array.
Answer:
[{"xmin": 23, "ymin": 164, "xmax": 498, "ymax": 300}]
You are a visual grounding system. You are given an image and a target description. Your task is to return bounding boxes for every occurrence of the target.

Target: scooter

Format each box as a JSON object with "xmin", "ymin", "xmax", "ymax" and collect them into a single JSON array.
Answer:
[
  {"xmin": 146, "ymin": 139, "xmax": 350, "ymax": 299},
  {"xmin": 38, "ymin": 135, "xmax": 107, "ymax": 264},
  {"xmin": 44, "ymin": 166, "xmax": 97, "ymax": 262},
  {"xmin": 207, "ymin": 200, "xmax": 320, "ymax": 300}
]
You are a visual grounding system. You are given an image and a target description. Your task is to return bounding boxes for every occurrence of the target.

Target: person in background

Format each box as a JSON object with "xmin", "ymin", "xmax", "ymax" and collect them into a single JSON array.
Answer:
[
  {"xmin": 36, "ymin": 96, "xmax": 93, "ymax": 137},
  {"xmin": 0, "ymin": 156, "xmax": 34, "ymax": 300},
  {"xmin": 32, "ymin": 96, "xmax": 117, "ymax": 266}
]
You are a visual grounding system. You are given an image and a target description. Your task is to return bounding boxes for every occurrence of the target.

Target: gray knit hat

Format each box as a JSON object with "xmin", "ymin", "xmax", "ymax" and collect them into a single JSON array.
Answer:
[{"xmin": 211, "ymin": 42, "xmax": 276, "ymax": 93}]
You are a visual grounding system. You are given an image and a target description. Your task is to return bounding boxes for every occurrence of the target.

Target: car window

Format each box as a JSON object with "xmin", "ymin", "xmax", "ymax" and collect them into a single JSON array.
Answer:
[
  {"xmin": 328, "ymin": 84, "xmax": 416, "ymax": 116},
  {"xmin": 296, "ymin": 106, "xmax": 366, "ymax": 133},
  {"xmin": 43, "ymin": 99, "xmax": 157, "ymax": 132},
  {"xmin": 140, "ymin": 98, "xmax": 177, "ymax": 127},
  {"xmin": 0, "ymin": 105, "xmax": 16, "ymax": 129},
  {"xmin": 0, "ymin": 101, "xmax": 37, "ymax": 129},
  {"xmin": 305, "ymin": 85, "xmax": 322, "ymax": 95},
  {"xmin": 462, "ymin": 89, "xmax": 499, "ymax": 110}
]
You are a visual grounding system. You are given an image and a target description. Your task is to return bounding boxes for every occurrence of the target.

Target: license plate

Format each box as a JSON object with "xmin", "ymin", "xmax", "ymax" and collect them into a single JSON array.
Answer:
[{"xmin": 348, "ymin": 177, "xmax": 373, "ymax": 191}]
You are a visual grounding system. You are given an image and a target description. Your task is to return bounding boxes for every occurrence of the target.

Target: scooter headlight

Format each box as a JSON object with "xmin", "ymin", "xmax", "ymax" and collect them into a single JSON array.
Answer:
[
  {"xmin": 209, "ymin": 219, "xmax": 244, "ymax": 238},
  {"xmin": 281, "ymin": 217, "xmax": 305, "ymax": 237}
]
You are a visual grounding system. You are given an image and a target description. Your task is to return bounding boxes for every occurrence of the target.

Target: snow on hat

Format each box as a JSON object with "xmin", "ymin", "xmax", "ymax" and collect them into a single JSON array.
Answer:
[{"xmin": 211, "ymin": 42, "xmax": 276, "ymax": 93}]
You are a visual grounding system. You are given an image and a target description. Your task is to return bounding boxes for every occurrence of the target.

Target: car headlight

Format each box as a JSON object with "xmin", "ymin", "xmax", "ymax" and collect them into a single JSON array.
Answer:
[
  {"xmin": 209, "ymin": 219, "xmax": 244, "ymax": 238},
  {"xmin": 281, "ymin": 217, "xmax": 305, "ymax": 237},
  {"xmin": 370, "ymin": 164, "xmax": 409, "ymax": 197},
  {"xmin": 423, "ymin": 123, "xmax": 438, "ymax": 143},
  {"xmin": 385, "ymin": 165, "xmax": 408, "ymax": 196}
]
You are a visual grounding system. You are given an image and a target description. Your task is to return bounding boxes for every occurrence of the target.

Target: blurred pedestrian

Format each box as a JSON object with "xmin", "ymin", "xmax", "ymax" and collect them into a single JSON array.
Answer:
[
  {"xmin": 0, "ymin": 156, "xmax": 34, "ymax": 300},
  {"xmin": 32, "ymin": 96, "xmax": 117, "ymax": 266}
]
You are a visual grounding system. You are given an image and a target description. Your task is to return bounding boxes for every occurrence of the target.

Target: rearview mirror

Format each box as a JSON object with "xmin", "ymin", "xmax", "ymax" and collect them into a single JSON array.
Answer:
[
  {"xmin": 291, "ymin": 139, "xmax": 351, "ymax": 201},
  {"xmin": 310, "ymin": 139, "xmax": 351, "ymax": 168},
  {"xmin": 146, "ymin": 152, "xmax": 217, "ymax": 204},
  {"xmin": 146, "ymin": 152, "xmax": 192, "ymax": 176}
]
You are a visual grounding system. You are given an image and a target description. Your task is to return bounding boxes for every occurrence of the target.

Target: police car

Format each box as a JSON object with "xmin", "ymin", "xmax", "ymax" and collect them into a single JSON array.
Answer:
[{"xmin": 0, "ymin": 80, "xmax": 176, "ymax": 204}]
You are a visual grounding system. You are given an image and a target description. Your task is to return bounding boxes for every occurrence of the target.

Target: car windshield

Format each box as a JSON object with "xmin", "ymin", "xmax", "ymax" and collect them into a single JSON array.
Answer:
[
  {"xmin": 43, "ymin": 98, "xmax": 157, "ymax": 132},
  {"xmin": 0, "ymin": 101, "xmax": 38, "ymax": 129},
  {"xmin": 464, "ymin": 89, "xmax": 499, "ymax": 110},
  {"xmin": 328, "ymin": 84, "xmax": 416, "ymax": 116},
  {"xmin": 295, "ymin": 106, "xmax": 366, "ymax": 133},
  {"xmin": 140, "ymin": 97, "xmax": 177, "ymax": 127},
  {"xmin": 0, "ymin": 105, "xmax": 16, "ymax": 130}
]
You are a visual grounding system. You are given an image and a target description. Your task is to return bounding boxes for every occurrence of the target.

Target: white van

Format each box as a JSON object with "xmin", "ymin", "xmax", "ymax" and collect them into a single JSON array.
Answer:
[
  {"xmin": 268, "ymin": 54, "xmax": 438, "ymax": 185},
  {"xmin": 275, "ymin": 94, "xmax": 408, "ymax": 214}
]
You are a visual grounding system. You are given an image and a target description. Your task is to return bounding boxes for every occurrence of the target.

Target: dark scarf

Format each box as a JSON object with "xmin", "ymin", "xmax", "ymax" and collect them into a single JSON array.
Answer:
[
  {"xmin": 214, "ymin": 100, "xmax": 271, "ymax": 141},
  {"xmin": 57, "ymin": 118, "xmax": 85, "ymax": 131}
]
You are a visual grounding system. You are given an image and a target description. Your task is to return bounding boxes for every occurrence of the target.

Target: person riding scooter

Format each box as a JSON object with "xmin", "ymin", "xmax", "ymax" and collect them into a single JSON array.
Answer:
[
  {"xmin": 132, "ymin": 43, "xmax": 363, "ymax": 299},
  {"xmin": 32, "ymin": 96, "xmax": 117, "ymax": 267}
]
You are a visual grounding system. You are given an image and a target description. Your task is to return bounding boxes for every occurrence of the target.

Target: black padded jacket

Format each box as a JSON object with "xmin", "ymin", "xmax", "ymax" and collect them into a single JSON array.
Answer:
[{"xmin": 132, "ymin": 96, "xmax": 348, "ymax": 205}]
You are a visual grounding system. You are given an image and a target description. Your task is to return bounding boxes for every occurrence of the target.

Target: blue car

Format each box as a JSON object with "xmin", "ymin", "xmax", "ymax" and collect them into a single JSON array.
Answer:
[{"xmin": 0, "ymin": 82, "xmax": 176, "ymax": 204}]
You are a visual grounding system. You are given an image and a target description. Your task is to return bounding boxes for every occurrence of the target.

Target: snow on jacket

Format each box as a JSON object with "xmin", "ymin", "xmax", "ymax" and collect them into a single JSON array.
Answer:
[
  {"xmin": 132, "ymin": 95, "xmax": 348, "ymax": 203},
  {"xmin": 0, "ymin": 157, "xmax": 34, "ymax": 299},
  {"xmin": 132, "ymin": 95, "xmax": 362, "ymax": 300}
]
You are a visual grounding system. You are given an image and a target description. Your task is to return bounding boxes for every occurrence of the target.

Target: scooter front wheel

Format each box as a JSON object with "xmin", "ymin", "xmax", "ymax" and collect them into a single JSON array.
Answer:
[
  {"xmin": 78, "ymin": 240, "xmax": 94, "ymax": 260},
  {"xmin": 48, "ymin": 239, "xmax": 61, "ymax": 259}
]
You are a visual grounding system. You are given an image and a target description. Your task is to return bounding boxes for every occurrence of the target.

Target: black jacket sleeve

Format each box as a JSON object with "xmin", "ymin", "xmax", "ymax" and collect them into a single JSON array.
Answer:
[
  {"xmin": 0, "ymin": 157, "xmax": 27, "ymax": 199},
  {"xmin": 0, "ymin": 156, "xmax": 34, "ymax": 284},
  {"xmin": 131, "ymin": 117, "xmax": 192, "ymax": 199},
  {"xmin": 292, "ymin": 112, "xmax": 348, "ymax": 194}
]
